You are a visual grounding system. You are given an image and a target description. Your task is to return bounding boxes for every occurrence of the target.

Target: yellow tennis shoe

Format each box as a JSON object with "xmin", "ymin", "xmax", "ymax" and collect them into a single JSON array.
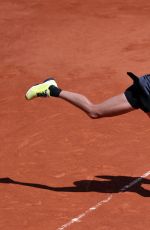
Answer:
[{"xmin": 25, "ymin": 78, "xmax": 58, "ymax": 100}]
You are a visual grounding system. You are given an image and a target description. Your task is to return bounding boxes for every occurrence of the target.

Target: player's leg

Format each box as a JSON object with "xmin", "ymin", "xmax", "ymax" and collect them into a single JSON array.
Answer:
[
  {"xmin": 25, "ymin": 78, "xmax": 136, "ymax": 118},
  {"xmin": 147, "ymin": 112, "xmax": 150, "ymax": 118},
  {"xmin": 59, "ymin": 91, "xmax": 135, "ymax": 118}
]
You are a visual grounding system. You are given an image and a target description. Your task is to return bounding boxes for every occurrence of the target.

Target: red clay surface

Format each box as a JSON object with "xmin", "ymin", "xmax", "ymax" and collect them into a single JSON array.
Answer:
[{"xmin": 0, "ymin": 0, "xmax": 150, "ymax": 229}]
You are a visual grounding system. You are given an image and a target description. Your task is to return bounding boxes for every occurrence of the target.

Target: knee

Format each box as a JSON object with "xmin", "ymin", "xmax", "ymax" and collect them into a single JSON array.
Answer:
[
  {"xmin": 88, "ymin": 113, "xmax": 99, "ymax": 119},
  {"xmin": 87, "ymin": 104, "xmax": 102, "ymax": 119}
]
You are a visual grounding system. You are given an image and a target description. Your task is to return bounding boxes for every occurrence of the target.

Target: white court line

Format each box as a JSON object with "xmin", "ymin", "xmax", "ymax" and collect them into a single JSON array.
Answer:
[{"xmin": 57, "ymin": 170, "xmax": 150, "ymax": 230}]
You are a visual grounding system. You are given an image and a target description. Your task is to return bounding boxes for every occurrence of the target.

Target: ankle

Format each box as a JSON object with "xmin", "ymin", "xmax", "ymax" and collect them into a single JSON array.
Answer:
[{"xmin": 49, "ymin": 85, "xmax": 62, "ymax": 97}]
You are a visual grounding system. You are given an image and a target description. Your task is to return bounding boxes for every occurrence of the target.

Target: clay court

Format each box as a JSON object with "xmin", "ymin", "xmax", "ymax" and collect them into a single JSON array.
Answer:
[{"xmin": 0, "ymin": 0, "xmax": 150, "ymax": 229}]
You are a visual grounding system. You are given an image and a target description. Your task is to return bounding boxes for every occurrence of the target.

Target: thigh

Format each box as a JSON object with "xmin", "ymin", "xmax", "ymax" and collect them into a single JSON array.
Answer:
[
  {"xmin": 146, "ymin": 112, "xmax": 150, "ymax": 118},
  {"xmin": 94, "ymin": 93, "xmax": 135, "ymax": 117}
]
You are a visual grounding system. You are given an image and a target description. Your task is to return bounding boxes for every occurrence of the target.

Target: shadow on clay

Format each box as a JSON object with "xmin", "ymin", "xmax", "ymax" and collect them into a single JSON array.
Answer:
[{"xmin": 0, "ymin": 175, "xmax": 150, "ymax": 197}]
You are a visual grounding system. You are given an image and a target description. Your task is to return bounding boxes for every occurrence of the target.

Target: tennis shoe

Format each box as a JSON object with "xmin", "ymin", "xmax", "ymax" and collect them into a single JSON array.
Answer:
[{"xmin": 25, "ymin": 78, "xmax": 57, "ymax": 100}]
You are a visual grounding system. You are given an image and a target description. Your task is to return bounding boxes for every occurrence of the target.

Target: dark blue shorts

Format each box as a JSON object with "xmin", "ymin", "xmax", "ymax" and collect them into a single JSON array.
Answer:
[{"xmin": 124, "ymin": 74, "xmax": 150, "ymax": 113}]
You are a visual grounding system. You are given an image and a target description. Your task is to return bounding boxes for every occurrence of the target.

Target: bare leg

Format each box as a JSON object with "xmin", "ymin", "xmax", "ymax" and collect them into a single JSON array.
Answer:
[
  {"xmin": 59, "ymin": 91, "xmax": 135, "ymax": 118},
  {"xmin": 147, "ymin": 112, "xmax": 150, "ymax": 118}
]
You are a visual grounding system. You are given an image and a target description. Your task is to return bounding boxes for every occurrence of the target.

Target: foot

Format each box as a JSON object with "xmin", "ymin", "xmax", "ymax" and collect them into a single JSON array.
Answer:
[{"xmin": 25, "ymin": 78, "xmax": 58, "ymax": 100}]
